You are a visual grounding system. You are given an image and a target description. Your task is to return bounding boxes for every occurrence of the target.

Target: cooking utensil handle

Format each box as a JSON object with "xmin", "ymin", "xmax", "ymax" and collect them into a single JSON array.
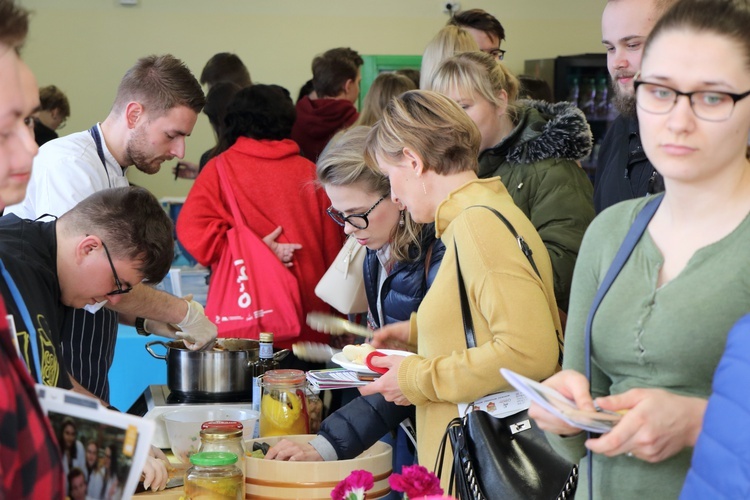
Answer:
[
  {"xmin": 145, "ymin": 340, "xmax": 168, "ymax": 360},
  {"xmin": 345, "ymin": 321, "xmax": 373, "ymax": 338},
  {"xmin": 274, "ymin": 349, "xmax": 291, "ymax": 362}
]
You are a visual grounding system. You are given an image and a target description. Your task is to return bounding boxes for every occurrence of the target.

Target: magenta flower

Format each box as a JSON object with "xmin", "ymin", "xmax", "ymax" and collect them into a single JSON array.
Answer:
[
  {"xmin": 388, "ymin": 464, "xmax": 444, "ymax": 499},
  {"xmin": 331, "ymin": 470, "xmax": 374, "ymax": 500}
]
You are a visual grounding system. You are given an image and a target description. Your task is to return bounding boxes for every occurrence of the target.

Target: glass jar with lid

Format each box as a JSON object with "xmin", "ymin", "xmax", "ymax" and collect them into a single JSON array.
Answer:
[
  {"xmin": 306, "ymin": 386, "xmax": 323, "ymax": 434},
  {"xmin": 184, "ymin": 451, "xmax": 243, "ymax": 500},
  {"xmin": 198, "ymin": 421, "xmax": 245, "ymax": 472},
  {"xmin": 259, "ymin": 369, "xmax": 309, "ymax": 437}
]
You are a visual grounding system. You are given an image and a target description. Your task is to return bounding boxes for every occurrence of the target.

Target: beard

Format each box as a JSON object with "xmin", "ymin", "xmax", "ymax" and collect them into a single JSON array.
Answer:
[
  {"xmin": 125, "ymin": 124, "xmax": 168, "ymax": 175},
  {"xmin": 610, "ymin": 70, "xmax": 637, "ymax": 117}
]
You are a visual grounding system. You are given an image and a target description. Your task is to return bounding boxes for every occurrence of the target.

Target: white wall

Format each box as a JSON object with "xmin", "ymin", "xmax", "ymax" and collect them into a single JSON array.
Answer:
[{"xmin": 19, "ymin": 0, "xmax": 605, "ymax": 198}]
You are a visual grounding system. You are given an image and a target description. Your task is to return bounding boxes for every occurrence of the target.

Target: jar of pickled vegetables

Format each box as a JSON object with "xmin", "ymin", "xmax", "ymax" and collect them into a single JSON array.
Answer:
[
  {"xmin": 184, "ymin": 451, "xmax": 243, "ymax": 500},
  {"xmin": 259, "ymin": 369, "xmax": 309, "ymax": 437}
]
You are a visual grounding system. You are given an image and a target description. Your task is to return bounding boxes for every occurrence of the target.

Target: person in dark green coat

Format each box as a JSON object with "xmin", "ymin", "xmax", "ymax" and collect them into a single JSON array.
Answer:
[{"xmin": 429, "ymin": 51, "xmax": 595, "ymax": 312}]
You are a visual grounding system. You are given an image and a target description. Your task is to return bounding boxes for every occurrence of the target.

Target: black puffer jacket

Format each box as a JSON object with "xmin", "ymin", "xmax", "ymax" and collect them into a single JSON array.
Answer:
[
  {"xmin": 318, "ymin": 225, "xmax": 444, "ymax": 460},
  {"xmin": 318, "ymin": 393, "xmax": 414, "ymax": 460},
  {"xmin": 363, "ymin": 224, "xmax": 445, "ymax": 328}
]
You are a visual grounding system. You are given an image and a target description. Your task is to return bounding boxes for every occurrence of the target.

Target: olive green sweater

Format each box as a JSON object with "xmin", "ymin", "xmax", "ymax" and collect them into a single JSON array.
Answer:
[{"xmin": 547, "ymin": 196, "xmax": 750, "ymax": 499}]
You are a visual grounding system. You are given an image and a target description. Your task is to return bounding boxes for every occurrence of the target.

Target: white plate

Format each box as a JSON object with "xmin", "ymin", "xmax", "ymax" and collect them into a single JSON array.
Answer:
[{"xmin": 330, "ymin": 349, "xmax": 415, "ymax": 375}]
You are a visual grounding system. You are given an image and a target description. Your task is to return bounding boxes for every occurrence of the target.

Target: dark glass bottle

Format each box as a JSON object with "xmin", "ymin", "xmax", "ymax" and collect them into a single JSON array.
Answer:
[{"xmin": 251, "ymin": 333, "xmax": 278, "ymax": 413}]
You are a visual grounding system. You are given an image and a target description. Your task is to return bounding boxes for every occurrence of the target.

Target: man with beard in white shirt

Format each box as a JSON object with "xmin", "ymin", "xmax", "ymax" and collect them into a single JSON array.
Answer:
[{"xmin": 5, "ymin": 54, "xmax": 217, "ymax": 404}]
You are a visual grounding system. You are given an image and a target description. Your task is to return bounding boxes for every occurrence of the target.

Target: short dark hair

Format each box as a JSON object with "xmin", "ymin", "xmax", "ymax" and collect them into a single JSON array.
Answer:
[
  {"xmin": 0, "ymin": 0, "xmax": 29, "ymax": 49},
  {"xmin": 112, "ymin": 54, "xmax": 205, "ymax": 117},
  {"xmin": 39, "ymin": 85, "xmax": 70, "ymax": 117},
  {"xmin": 312, "ymin": 47, "xmax": 363, "ymax": 98},
  {"xmin": 449, "ymin": 8, "xmax": 506, "ymax": 42},
  {"xmin": 204, "ymin": 81, "xmax": 242, "ymax": 137},
  {"xmin": 68, "ymin": 467, "xmax": 85, "ymax": 491},
  {"xmin": 222, "ymin": 84, "xmax": 296, "ymax": 149},
  {"xmin": 297, "ymin": 79, "xmax": 314, "ymax": 103},
  {"xmin": 518, "ymin": 76, "xmax": 553, "ymax": 102},
  {"xmin": 59, "ymin": 187, "xmax": 174, "ymax": 284},
  {"xmin": 200, "ymin": 52, "xmax": 252, "ymax": 88}
]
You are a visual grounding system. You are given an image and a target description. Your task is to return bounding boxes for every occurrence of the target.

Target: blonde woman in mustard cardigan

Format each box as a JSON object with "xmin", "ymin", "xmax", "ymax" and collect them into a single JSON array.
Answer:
[{"xmin": 359, "ymin": 90, "xmax": 562, "ymax": 487}]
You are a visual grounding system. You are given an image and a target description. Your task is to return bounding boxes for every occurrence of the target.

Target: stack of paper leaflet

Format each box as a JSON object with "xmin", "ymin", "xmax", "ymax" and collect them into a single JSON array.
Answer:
[{"xmin": 306, "ymin": 368, "xmax": 374, "ymax": 391}]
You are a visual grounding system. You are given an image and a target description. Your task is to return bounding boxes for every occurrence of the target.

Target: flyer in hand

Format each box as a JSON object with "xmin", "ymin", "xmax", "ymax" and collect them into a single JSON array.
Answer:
[
  {"xmin": 306, "ymin": 368, "xmax": 371, "ymax": 391},
  {"xmin": 500, "ymin": 368, "xmax": 622, "ymax": 433}
]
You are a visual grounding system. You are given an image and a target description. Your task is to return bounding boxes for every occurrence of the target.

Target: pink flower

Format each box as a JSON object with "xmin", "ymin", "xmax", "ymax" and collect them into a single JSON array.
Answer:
[
  {"xmin": 388, "ymin": 465, "xmax": 444, "ymax": 499},
  {"xmin": 331, "ymin": 470, "xmax": 374, "ymax": 500}
]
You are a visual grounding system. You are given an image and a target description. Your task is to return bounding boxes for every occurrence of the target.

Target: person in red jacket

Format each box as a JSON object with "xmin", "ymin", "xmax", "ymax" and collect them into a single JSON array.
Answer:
[
  {"xmin": 177, "ymin": 84, "xmax": 344, "ymax": 352},
  {"xmin": 291, "ymin": 47, "xmax": 362, "ymax": 161}
]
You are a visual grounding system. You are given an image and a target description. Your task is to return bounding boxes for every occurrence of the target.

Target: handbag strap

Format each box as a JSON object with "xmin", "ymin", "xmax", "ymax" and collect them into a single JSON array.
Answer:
[
  {"xmin": 456, "ymin": 205, "xmax": 540, "ymax": 348},
  {"xmin": 216, "ymin": 156, "xmax": 248, "ymax": 230},
  {"xmin": 456, "ymin": 206, "xmax": 560, "ymax": 364},
  {"xmin": 583, "ymin": 194, "xmax": 663, "ymax": 499}
]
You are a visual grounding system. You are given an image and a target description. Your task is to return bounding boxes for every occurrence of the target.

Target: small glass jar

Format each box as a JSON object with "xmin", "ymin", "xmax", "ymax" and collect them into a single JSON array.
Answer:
[
  {"xmin": 198, "ymin": 421, "xmax": 245, "ymax": 473},
  {"xmin": 306, "ymin": 386, "xmax": 323, "ymax": 434},
  {"xmin": 259, "ymin": 369, "xmax": 309, "ymax": 437},
  {"xmin": 184, "ymin": 451, "xmax": 243, "ymax": 500}
]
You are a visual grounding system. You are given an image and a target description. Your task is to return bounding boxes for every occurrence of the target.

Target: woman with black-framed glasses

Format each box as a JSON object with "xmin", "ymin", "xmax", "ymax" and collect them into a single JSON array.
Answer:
[
  {"xmin": 318, "ymin": 125, "xmax": 446, "ymax": 338},
  {"xmin": 530, "ymin": 0, "xmax": 750, "ymax": 497},
  {"xmin": 266, "ymin": 126, "xmax": 445, "ymax": 473}
]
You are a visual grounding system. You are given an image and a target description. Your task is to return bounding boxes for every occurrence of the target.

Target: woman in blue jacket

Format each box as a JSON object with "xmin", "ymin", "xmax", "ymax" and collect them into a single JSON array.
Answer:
[
  {"xmin": 681, "ymin": 313, "xmax": 750, "ymax": 499},
  {"xmin": 266, "ymin": 126, "xmax": 444, "ymax": 466}
]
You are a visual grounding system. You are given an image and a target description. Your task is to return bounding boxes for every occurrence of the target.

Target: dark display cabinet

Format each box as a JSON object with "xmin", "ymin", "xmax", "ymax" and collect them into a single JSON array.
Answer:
[{"xmin": 524, "ymin": 53, "xmax": 615, "ymax": 180}]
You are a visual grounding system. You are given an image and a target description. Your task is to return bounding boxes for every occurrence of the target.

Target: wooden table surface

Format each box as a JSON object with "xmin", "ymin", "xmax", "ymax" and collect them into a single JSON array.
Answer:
[{"xmin": 133, "ymin": 486, "xmax": 184, "ymax": 499}]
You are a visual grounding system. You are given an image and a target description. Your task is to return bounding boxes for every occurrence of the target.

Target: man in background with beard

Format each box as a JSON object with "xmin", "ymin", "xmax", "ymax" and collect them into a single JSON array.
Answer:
[
  {"xmin": 593, "ymin": 0, "xmax": 677, "ymax": 213},
  {"xmin": 5, "ymin": 54, "xmax": 216, "ymax": 405}
]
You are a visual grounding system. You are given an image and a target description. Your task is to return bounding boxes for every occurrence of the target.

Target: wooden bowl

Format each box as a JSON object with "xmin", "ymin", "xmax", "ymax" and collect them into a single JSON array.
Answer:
[{"xmin": 244, "ymin": 435, "xmax": 392, "ymax": 499}]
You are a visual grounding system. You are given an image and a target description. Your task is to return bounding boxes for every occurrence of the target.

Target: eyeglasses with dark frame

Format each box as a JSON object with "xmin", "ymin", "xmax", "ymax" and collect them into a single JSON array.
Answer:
[
  {"xmin": 101, "ymin": 241, "xmax": 133, "ymax": 296},
  {"xmin": 326, "ymin": 195, "xmax": 387, "ymax": 230},
  {"xmin": 634, "ymin": 80, "xmax": 750, "ymax": 122}
]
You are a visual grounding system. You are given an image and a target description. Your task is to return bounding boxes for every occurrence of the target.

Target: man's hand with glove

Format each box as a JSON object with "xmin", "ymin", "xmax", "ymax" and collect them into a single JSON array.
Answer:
[{"xmin": 172, "ymin": 299, "xmax": 217, "ymax": 350}]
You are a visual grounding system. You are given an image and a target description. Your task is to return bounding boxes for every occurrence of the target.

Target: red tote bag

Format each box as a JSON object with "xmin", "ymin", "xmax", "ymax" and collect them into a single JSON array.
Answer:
[{"xmin": 204, "ymin": 159, "xmax": 303, "ymax": 342}]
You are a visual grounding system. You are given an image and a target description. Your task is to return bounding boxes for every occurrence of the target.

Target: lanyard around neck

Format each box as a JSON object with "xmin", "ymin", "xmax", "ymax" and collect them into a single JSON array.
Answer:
[
  {"xmin": 0, "ymin": 258, "xmax": 42, "ymax": 383},
  {"xmin": 88, "ymin": 125, "xmax": 113, "ymax": 189}
]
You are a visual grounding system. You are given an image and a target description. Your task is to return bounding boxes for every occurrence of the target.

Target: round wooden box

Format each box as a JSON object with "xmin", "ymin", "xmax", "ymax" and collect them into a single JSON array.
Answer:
[{"xmin": 245, "ymin": 435, "xmax": 392, "ymax": 499}]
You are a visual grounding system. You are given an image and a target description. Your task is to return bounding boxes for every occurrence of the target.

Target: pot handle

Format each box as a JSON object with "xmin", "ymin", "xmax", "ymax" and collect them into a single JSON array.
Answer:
[
  {"xmin": 145, "ymin": 340, "xmax": 169, "ymax": 360},
  {"xmin": 244, "ymin": 348, "xmax": 292, "ymax": 370}
]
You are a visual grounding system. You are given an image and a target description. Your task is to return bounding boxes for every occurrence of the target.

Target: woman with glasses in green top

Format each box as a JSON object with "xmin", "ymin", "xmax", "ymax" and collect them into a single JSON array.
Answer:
[{"xmin": 531, "ymin": 0, "xmax": 750, "ymax": 497}]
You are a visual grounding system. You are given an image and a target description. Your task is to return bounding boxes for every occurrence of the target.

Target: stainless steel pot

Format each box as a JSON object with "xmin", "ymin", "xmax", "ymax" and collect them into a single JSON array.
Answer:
[{"xmin": 145, "ymin": 338, "xmax": 275, "ymax": 398}]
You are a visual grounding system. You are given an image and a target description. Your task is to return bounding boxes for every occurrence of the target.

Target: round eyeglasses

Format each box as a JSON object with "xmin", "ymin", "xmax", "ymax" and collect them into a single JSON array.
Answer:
[
  {"xmin": 634, "ymin": 80, "xmax": 750, "ymax": 122},
  {"xmin": 326, "ymin": 195, "xmax": 386, "ymax": 230}
]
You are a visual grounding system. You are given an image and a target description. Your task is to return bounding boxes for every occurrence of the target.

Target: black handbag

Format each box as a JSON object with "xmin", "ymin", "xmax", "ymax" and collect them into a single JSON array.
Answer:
[{"xmin": 434, "ymin": 205, "xmax": 578, "ymax": 500}]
